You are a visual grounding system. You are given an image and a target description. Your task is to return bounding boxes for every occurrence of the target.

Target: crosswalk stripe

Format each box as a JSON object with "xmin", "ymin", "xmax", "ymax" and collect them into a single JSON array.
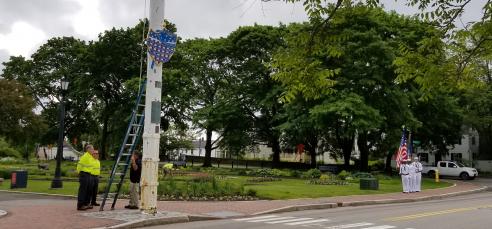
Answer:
[
  {"xmin": 234, "ymin": 215, "xmax": 278, "ymax": 221},
  {"xmin": 266, "ymin": 217, "xmax": 313, "ymax": 224},
  {"xmin": 285, "ymin": 219, "xmax": 330, "ymax": 225},
  {"xmin": 361, "ymin": 225, "xmax": 396, "ymax": 229},
  {"xmin": 248, "ymin": 216, "xmax": 295, "ymax": 222},
  {"xmin": 325, "ymin": 222, "xmax": 374, "ymax": 229}
]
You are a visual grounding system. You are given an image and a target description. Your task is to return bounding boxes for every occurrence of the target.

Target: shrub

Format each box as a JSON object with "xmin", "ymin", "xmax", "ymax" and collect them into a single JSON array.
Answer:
[
  {"xmin": 289, "ymin": 170, "xmax": 303, "ymax": 178},
  {"xmin": 0, "ymin": 137, "xmax": 22, "ymax": 158},
  {"xmin": 319, "ymin": 174, "xmax": 330, "ymax": 181},
  {"xmin": 0, "ymin": 168, "xmax": 11, "ymax": 179},
  {"xmin": 352, "ymin": 172, "xmax": 374, "ymax": 179},
  {"xmin": 307, "ymin": 179, "xmax": 349, "ymax": 185},
  {"xmin": 250, "ymin": 169, "xmax": 282, "ymax": 178},
  {"xmin": 368, "ymin": 160, "xmax": 385, "ymax": 171},
  {"xmin": 246, "ymin": 188, "xmax": 257, "ymax": 197},
  {"xmin": 337, "ymin": 170, "xmax": 351, "ymax": 180},
  {"xmin": 304, "ymin": 169, "xmax": 321, "ymax": 179},
  {"xmin": 237, "ymin": 169, "xmax": 247, "ymax": 176}
]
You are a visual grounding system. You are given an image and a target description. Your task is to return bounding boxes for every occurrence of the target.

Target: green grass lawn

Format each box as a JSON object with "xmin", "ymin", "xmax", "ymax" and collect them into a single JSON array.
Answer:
[
  {"xmin": 242, "ymin": 178, "xmax": 450, "ymax": 199},
  {"xmin": 0, "ymin": 161, "xmax": 452, "ymax": 199},
  {"xmin": 0, "ymin": 180, "xmax": 80, "ymax": 196},
  {"xmin": 0, "ymin": 177, "xmax": 451, "ymax": 199}
]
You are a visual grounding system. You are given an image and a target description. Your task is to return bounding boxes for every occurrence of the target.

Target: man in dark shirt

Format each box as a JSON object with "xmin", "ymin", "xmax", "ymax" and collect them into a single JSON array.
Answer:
[{"xmin": 125, "ymin": 150, "xmax": 141, "ymax": 209}]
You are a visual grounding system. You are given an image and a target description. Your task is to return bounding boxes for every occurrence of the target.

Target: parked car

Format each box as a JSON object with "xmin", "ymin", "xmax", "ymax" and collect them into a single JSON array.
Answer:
[{"xmin": 422, "ymin": 161, "xmax": 478, "ymax": 180}]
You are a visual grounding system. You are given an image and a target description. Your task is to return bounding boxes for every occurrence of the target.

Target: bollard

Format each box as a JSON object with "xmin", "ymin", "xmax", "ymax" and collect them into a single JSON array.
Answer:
[{"xmin": 435, "ymin": 169, "xmax": 440, "ymax": 182}]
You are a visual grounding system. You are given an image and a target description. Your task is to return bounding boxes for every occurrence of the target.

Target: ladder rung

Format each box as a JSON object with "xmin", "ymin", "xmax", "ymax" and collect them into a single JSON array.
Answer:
[
  {"xmin": 129, "ymin": 134, "xmax": 137, "ymax": 136},
  {"xmin": 131, "ymin": 124, "xmax": 141, "ymax": 127},
  {"xmin": 125, "ymin": 144, "xmax": 133, "ymax": 146},
  {"xmin": 136, "ymin": 114, "xmax": 144, "ymax": 117},
  {"xmin": 114, "ymin": 172, "xmax": 124, "ymax": 176},
  {"xmin": 138, "ymin": 104, "xmax": 145, "ymax": 107},
  {"xmin": 107, "ymin": 192, "xmax": 117, "ymax": 197},
  {"xmin": 118, "ymin": 163, "xmax": 128, "ymax": 166},
  {"xmin": 122, "ymin": 153, "xmax": 131, "ymax": 156}
]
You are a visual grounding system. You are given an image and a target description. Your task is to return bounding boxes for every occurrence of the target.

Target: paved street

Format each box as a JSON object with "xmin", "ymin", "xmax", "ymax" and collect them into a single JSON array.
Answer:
[{"xmin": 146, "ymin": 192, "xmax": 492, "ymax": 229}]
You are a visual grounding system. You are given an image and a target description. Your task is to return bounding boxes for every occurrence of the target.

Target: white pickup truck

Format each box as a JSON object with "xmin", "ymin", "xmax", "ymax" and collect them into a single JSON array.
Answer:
[{"xmin": 422, "ymin": 161, "xmax": 478, "ymax": 180}]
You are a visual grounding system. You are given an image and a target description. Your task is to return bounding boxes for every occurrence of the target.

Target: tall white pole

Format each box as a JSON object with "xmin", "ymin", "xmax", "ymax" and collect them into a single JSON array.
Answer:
[{"xmin": 141, "ymin": 0, "xmax": 164, "ymax": 215}]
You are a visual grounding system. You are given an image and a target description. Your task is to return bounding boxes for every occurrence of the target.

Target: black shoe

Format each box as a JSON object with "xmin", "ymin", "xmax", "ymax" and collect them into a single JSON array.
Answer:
[
  {"xmin": 128, "ymin": 206, "xmax": 139, "ymax": 209},
  {"xmin": 124, "ymin": 205, "xmax": 131, "ymax": 209},
  {"xmin": 77, "ymin": 205, "xmax": 90, "ymax": 211},
  {"xmin": 91, "ymin": 203, "xmax": 100, "ymax": 206}
]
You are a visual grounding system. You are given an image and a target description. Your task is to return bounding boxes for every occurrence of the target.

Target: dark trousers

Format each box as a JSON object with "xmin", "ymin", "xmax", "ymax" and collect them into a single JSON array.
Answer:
[
  {"xmin": 91, "ymin": 175, "xmax": 99, "ymax": 204},
  {"xmin": 77, "ymin": 172, "xmax": 93, "ymax": 207}
]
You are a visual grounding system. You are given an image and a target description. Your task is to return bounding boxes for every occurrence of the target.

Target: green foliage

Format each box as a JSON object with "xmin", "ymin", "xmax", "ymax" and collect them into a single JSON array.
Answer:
[
  {"xmin": 337, "ymin": 170, "xmax": 351, "ymax": 180},
  {"xmin": 0, "ymin": 137, "xmax": 22, "ymax": 158},
  {"xmin": 158, "ymin": 176, "xmax": 252, "ymax": 198},
  {"xmin": 0, "ymin": 168, "xmax": 12, "ymax": 179},
  {"xmin": 0, "ymin": 79, "xmax": 46, "ymax": 146},
  {"xmin": 254, "ymin": 169, "xmax": 282, "ymax": 178},
  {"xmin": 352, "ymin": 172, "xmax": 374, "ymax": 179},
  {"xmin": 289, "ymin": 170, "xmax": 303, "ymax": 178},
  {"xmin": 304, "ymin": 168, "xmax": 322, "ymax": 179}
]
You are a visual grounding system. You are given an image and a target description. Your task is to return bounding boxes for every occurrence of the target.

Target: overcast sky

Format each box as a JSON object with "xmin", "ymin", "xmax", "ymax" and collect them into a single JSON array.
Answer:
[{"xmin": 0, "ymin": 0, "xmax": 485, "ymax": 73}]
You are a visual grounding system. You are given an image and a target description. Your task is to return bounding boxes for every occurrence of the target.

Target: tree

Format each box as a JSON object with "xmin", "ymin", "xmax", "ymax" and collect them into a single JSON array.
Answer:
[
  {"xmin": 273, "ymin": 6, "xmax": 433, "ymax": 170},
  {"xmin": 0, "ymin": 79, "xmax": 47, "ymax": 148},
  {"xmin": 84, "ymin": 22, "xmax": 147, "ymax": 159},
  {"xmin": 223, "ymin": 24, "xmax": 287, "ymax": 166},
  {"xmin": 2, "ymin": 37, "xmax": 92, "ymax": 147},
  {"xmin": 178, "ymin": 38, "xmax": 233, "ymax": 167}
]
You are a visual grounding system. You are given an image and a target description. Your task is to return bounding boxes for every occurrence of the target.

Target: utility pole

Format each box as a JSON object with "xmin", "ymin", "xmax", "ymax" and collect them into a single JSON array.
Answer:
[{"xmin": 141, "ymin": 0, "xmax": 165, "ymax": 214}]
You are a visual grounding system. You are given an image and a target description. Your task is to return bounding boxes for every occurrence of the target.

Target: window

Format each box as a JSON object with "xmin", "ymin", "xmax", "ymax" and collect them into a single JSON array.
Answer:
[
  {"xmin": 471, "ymin": 136, "xmax": 476, "ymax": 145},
  {"xmin": 418, "ymin": 153, "xmax": 428, "ymax": 163},
  {"xmin": 451, "ymin": 153, "xmax": 462, "ymax": 162},
  {"xmin": 448, "ymin": 162, "xmax": 457, "ymax": 168},
  {"xmin": 439, "ymin": 162, "xmax": 447, "ymax": 167}
]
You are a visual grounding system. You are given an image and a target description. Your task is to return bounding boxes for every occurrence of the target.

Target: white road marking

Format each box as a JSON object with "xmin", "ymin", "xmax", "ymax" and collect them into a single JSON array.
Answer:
[
  {"xmin": 324, "ymin": 222, "xmax": 374, "ymax": 229},
  {"xmin": 248, "ymin": 216, "xmax": 296, "ymax": 222},
  {"xmin": 234, "ymin": 215, "xmax": 278, "ymax": 221},
  {"xmin": 285, "ymin": 219, "xmax": 331, "ymax": 225},
  {"xmin": 266, "ymin": 217, "xmax": 314, "ymax": 224},
  {"xmin": 361, "ymin": 225, "xmax": 396, "ymax": 229}
]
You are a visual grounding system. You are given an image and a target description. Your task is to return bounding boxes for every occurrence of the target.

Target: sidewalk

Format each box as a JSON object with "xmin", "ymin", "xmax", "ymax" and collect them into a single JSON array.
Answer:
[{"xmin": 0, "ymin": 180, "xmax": 486, "ymax": 229}]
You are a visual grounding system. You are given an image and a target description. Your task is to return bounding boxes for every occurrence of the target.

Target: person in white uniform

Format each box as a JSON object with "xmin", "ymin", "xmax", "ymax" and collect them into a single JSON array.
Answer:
[
  {"xmin": 411, "ymin": 156, "xmax": 423, "ymax": 192},
  {"xmin": 400, "ymin": 159, "xmax": 411, "ymax": 193},
  {"xmin": 408, "ymin": 158, "xmax": 416, "ymax": 192}
]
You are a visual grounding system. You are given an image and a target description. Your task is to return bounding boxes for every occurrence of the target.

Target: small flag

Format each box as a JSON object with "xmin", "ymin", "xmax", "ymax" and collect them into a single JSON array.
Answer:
[{"xmin": 396, "ymin": 128, "xmax": 408, "ymax": 168}]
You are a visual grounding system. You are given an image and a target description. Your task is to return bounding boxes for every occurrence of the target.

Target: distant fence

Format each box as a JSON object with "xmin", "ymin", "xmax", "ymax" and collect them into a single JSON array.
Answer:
[{"xmin": 184, "ymin": 155, "xmax": 350, "ymax": 171}]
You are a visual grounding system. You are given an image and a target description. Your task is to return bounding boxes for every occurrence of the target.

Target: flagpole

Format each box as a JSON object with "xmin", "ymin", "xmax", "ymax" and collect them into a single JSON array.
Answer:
[{"xmin": 141, "ymin": 0, "xmax": 164, "ymax": 215}]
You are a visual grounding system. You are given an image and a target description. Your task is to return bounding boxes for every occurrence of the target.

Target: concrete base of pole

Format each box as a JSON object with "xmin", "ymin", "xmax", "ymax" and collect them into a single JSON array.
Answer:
[{"xmin": 140, "ymin": 159, "xmax": 159, "ymax": 214}]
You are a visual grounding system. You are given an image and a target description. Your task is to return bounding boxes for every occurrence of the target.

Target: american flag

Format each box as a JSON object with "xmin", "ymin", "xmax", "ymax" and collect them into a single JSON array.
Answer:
[{"xmin": 396, "ymin": 129, "xmax": 408, "ymax": 168}]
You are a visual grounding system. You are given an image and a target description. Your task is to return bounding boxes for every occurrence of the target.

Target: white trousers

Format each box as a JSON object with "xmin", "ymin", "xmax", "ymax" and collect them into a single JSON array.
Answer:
[
  {"xmin": 412, "ymin": 173, "xmax": 421, "ymax": 192},
  {"xmin": 401, "ymin": 175, "xmax": 411, "ymax": 193}
]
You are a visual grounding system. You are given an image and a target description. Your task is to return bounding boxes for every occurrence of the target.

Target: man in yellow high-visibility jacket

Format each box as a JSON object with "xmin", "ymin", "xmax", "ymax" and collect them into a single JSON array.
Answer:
[
  {"xmin": 77, "ymin": 144, "xmax": 96, "ymax": 210},
  {"xmin": 90, "ymin": 150, "xmax": 101, "ymax": 207}
]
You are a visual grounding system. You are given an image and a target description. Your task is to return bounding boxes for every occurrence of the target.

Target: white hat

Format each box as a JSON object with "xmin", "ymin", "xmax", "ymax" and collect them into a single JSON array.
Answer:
[{"xmin": 414, "ymin": 156, "xmax": 419, "ymax": 160}]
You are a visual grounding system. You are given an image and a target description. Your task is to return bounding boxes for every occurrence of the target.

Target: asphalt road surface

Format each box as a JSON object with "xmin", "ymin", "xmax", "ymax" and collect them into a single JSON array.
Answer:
[{"xmin": 146, "ymin": 191, "xmax": 492, "ymax": 229}]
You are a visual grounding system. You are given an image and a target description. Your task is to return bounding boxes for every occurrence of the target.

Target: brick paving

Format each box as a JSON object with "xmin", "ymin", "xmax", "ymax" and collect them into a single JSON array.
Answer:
[{"xmin": 0, "ymin": 180, "xmax": 483, "ymax": 229}]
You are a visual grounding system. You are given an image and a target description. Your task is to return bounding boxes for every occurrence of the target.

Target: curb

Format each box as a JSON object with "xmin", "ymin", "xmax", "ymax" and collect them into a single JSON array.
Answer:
[
  {"xmin": 102, "ymin": 215, "xmax": 220, "ymax": 229},
  {"xmin": 252, "ymin": 203, "xmax": 338, "ymax": 215},
  {"xmin": 0, "ymin": 189, "xmax": 77, "ymax": 199},
  {"xmin": 339, "ymin": 186, "xmax": 488, "ymax": 207},
  {"xmin": 249, "ymin": 185, "xmax": 488, "ymax": 216}
]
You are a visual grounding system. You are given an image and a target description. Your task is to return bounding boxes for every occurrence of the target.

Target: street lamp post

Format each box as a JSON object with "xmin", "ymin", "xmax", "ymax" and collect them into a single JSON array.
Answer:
[{"xmin": 51, "ymin": 79, "xmax": 69, "ymax": 189}]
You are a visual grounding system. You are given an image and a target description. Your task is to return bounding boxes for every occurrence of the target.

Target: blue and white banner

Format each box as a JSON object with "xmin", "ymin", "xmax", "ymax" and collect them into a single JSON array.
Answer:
[{"xmin": 147, "ymin": 29, "xmax": 177, "ymax": 67}]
